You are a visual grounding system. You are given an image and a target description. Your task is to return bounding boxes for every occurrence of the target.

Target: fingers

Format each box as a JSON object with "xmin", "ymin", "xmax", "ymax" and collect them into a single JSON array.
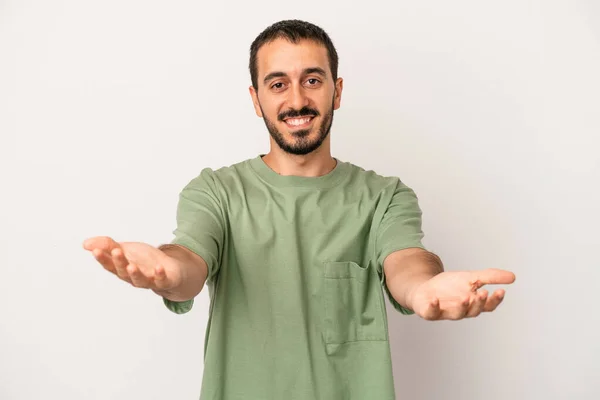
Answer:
[
  {"xmin": 89, "ymin": 242, "xmax": 168, "ymax": 289},
  {"xmin": 111, "ymin": 248, "xmax": 156, "ymax": 288},
  {"xmin": 92, "ymin": 248, "xmax": 117, "ymax": 274},
  {"xmin": 420, "ymin": 297, "xmax": 442, "ymax": 321},
  {"xmin": 419, "ymin": 282, "xmax": 509, "ymax": 321},
  {"xmin": 128, "ymin": 263, "xmax": 173, "ymax": 290},
  {"xmin": 86, "ymin": 239, "xmax": 148, "ymax": 287},
  {"xmin": 465, "ymin": 289, "xmax": 488, "ymax": 318},
  {"xmin": 153, "ymin": 264, "xmax": 171, "ymax": 290},
  {"xmin": 111, "ymin": 247, "xmax": 128, "ymax": 271},
  {"xmin": 443, "ymin": 295, "xmax": 472, "ymax": 320},
  {"xmin": 85, "ymin": 236, "xmax": 122, "ymax": 275},
  {"xmin": 111, "ymin": 247, "xmax": 132, "ymax": 283},
  {"xmin": 463, "ymin": 270, "xmax": 511, "ymax": 318},
  {"xmin": 422, "ymin": 295, "xmax": 471, "ymax": 321},
  {"xmin": 460, "ymin": 289, "xmax": 505, "ymax": 319},
  {"xmin": 127, "ymin": 263, "xmax": 153, "ymax": 288},
  {"xmin": 420, "ymin": 289, "xmax": 508, "ymax": 321},
  {"xmin": 483, "ymin": 289, "xmax": 505, "ymax": 312},
  {"xmin": 451, "ymin": 289, "xmax": 505, "ymax": 319}
]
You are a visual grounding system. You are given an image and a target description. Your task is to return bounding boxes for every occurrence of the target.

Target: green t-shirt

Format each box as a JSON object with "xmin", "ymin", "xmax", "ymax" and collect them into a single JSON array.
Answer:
[{"xmin": 164, "ymin": 155, "xmax": 426, "ymax": 400}]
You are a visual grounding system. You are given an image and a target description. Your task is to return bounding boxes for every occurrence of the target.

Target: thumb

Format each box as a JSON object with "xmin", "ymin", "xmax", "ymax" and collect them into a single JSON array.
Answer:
[{"xmin": 471, "ymin": 268, "xmax": 516, "ymax": 287}]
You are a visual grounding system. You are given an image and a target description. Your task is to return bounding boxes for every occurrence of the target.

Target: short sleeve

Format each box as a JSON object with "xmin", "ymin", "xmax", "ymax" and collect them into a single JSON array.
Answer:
[
  {"xmin": 375, "ymin": 179, "xmax": 426, "ymax": 315},
  {"xmin": 163, "ymin": 168, "xmax": 225, "ymax": 314}
]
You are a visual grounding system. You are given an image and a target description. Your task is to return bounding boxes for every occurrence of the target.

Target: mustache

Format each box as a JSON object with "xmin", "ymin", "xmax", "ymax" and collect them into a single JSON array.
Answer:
[{"xmin": 278, "ymin": 106, "xmax": 320, "ymax": 121}]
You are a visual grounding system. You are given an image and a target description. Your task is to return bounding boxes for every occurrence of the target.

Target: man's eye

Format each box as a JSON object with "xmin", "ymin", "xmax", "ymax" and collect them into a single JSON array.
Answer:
[
  {"xmin": 307, "ymin": 78, "xmax": 320, "ymax": 85},
  {"xmin": 271, "ymin": 82, "xmax": 284, "ymax": 89}
]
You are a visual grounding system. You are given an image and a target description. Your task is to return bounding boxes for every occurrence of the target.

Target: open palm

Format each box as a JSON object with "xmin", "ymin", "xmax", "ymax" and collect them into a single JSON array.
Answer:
[
  {"xmin": 410, "ymin": 268, "xmax": 516, "ymax": 320},
  {"xmin": 83, "ymin": 236, "xmax": 182, "ymax": 291}
]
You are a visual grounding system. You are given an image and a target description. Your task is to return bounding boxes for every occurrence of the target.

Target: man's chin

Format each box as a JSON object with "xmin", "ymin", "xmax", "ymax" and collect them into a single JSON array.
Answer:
[
  {"xmin": 288, "ymin": 128, "xmax": 312, "ymax": 138},
  {"xmin": 280, "ymin": 136, "xmax": 325, "ymax": 155}
]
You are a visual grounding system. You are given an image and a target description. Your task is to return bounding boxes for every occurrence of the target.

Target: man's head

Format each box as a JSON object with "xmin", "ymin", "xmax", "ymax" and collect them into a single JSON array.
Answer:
[{"xmin": 248, "ymin": 20, "xmax": 343, "ymax": 156}]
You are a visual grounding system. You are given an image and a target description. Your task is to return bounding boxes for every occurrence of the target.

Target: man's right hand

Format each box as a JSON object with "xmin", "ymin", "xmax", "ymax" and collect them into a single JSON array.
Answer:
[{"xmin": 83, "ymin": 236, "xmax": 183, "ymax": 292}]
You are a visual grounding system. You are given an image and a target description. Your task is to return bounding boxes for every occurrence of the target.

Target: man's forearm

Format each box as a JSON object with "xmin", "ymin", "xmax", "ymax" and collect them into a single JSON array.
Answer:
[
  {"xmin": 384, "ymin": 249, "xmax": 444, "ymax": 311},
  {"xmin": 152, "ymin": 244, "xmax": 209, "ymax": 302}
]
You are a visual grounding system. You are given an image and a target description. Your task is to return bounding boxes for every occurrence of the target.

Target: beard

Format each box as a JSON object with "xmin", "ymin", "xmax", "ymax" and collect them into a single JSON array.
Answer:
[{"xmin": 260, "ymin": 100, "xmax": 335, "ymax": 156}]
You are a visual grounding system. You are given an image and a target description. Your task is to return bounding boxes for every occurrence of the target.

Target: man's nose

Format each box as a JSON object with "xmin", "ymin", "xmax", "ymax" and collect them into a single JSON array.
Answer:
[{"xmin": 288, "ymin": 84, "xmax": 310, "ymax": 111}]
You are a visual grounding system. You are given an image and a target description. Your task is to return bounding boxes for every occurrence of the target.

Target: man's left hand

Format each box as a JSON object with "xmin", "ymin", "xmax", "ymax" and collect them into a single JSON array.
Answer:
[{"xmin": 408, "ymin": 269, "xmax": 516, "ymax": 321}]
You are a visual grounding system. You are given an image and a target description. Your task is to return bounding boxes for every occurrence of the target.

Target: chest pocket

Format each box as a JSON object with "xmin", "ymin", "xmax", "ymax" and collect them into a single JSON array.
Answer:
[{"xmin": 322, "ymin": 260, "xmax": 387, "ymax": 352}]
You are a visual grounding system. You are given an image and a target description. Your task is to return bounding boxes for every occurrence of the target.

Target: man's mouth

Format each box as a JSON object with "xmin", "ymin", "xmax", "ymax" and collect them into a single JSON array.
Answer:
[{"xmin": 283, "ymin": 116, "xmax": 315, "ymax": 128}]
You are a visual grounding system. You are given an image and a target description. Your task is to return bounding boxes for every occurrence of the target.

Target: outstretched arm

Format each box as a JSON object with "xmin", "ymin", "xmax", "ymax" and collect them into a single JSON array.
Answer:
[
  {"xmin": 383, "ymin": 248, "xmax": 516, "ymax": 320},
  {"xmin": 83, "ymin": 237, "xmax": 208, "ymax": 302}
]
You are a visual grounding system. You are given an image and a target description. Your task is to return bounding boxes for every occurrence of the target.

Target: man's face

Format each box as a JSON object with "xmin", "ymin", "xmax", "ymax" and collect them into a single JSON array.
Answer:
[{"xmin": 250, "ymin": 38, "xmax": 343, "ymax": 155}]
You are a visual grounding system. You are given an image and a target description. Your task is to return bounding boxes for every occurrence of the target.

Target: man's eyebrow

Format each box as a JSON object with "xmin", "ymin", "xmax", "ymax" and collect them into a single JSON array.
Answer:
[
  {"xmin": 262, "ymin": 67, "xmax": 328, "ymax": 85},
  {"xmin": 263, "ymin": 71, "xmax": 287, "ymax": 84},
  {"xmin": 303, "ymin": 67, "xmax": 327, "ymax": 77}
]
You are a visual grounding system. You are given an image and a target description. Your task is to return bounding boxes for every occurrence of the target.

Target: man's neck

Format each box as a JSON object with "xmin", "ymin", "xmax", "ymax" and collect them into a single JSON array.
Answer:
[{"xmin": 261, "ymin": 149, "xmax": 337, "ymax": 178}]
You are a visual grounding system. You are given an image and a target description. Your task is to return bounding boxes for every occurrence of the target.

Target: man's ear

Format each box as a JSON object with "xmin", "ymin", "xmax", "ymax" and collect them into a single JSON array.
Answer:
[
  {"xmin": 249, "ymin": 86, "xmax": 263, "ymax": 118},
  {"xmin": 333, "ymin": 77, "xmax": 343, "ymax": 110}
]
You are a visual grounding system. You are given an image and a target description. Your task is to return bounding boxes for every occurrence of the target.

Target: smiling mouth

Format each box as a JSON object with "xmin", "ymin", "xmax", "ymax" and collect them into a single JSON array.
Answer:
[{"xmin": 283, "ymin": 116, "xmax": 315, "ymax": 129}]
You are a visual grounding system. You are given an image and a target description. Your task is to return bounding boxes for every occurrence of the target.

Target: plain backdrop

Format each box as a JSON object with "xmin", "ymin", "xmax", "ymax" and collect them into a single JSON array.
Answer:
[{"xmin": 1, "ymin": 1, "xmax": 599, "ymax": 399}]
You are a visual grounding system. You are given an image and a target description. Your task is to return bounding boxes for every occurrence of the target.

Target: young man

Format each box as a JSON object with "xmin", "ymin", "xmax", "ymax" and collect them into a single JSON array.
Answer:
[{"xmin": 84, "ymin": 20, "xmax": 515, "ymax": 400}]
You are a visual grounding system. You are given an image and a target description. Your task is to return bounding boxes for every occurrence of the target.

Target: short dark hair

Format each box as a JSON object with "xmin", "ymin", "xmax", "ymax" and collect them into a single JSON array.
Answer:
[{"xmin": 249, "ymin": 20, "xmax": 339, "ymax": 90}]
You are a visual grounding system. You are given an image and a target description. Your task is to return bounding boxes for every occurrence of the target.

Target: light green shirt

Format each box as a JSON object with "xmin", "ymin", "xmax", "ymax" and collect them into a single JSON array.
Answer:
[{"xmin": 164, "ymin": 155, "xmax": 426, "ymax": 400}]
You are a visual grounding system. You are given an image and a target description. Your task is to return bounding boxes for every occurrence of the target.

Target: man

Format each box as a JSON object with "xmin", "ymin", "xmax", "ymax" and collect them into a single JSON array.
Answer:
[{"xmin": 83, "ymin": 20, "xmax": 515, "ymax": 400}]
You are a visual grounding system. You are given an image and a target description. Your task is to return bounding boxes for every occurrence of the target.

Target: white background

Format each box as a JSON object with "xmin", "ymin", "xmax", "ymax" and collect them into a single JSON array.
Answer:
[{"xmin": 1, "ymin": 1, "xmax": 599, "ymax": 399}]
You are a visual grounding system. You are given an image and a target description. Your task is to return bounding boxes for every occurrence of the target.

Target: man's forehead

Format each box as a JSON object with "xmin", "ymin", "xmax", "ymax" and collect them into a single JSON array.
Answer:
[{"xmin": 257, "ymin": 38, "xmax": 330, "ymax": 77}]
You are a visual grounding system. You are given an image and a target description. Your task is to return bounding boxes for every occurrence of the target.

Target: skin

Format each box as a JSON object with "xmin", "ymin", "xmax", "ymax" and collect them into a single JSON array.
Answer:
[
  {"xmin": 83, "ymin": 37, "xmax": 516, "ymax": 320},
  {"xmin": 82, "ymin": 237, "xmax": 208, "ymax": 302},
  {"xmin": 384, "ymin": 248, "xmax": 515, "ymax": 320}
]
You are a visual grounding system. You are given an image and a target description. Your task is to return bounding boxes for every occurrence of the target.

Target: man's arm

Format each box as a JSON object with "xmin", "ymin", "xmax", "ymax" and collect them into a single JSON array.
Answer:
[
  {"xmin": 152, "ymin": 244, "xmax": 209, "ymax": 302},
  {"xmin": 383, "ymin": 247, "xmax": 444, "ymax": 312},
  {"xmin": 384, "ymin": 247, "xmax": 515, "ymax": 320}
]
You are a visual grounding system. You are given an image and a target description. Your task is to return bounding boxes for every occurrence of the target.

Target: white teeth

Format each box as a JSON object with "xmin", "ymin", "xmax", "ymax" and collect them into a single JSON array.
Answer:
[{"xmin": 286, "ymin": 117, "xmax": 312, "ymax": 126}]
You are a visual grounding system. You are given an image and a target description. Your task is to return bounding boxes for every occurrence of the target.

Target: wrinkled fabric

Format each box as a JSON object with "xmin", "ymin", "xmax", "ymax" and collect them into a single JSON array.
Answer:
[{"xmin": 163, "ymin": 155, "xmax": 426, "ymax": 400}]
